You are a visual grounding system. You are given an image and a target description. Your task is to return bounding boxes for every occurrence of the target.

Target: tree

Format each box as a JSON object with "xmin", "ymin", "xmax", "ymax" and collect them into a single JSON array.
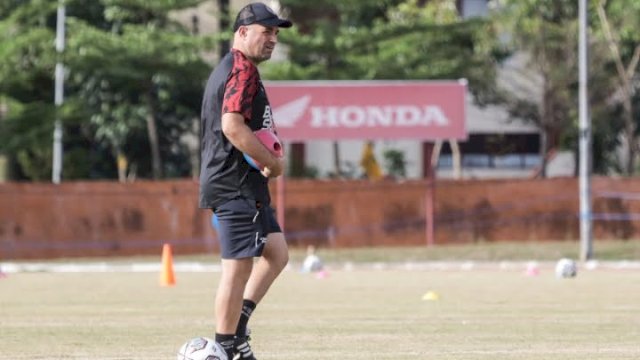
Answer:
[
  {"xmin": 492, "ymin": 0, "xmax": 639, "ymax": 176},
  {"xmin": 265, "ymin": 0, "xmax": 502, "ymax": 176},
  {"xmin": 0, "ymin": 0, "xmax": 212, "ymax": 181},
  {"xmin": 65, "ymin": 0, "xmax": 210, "ymax": 180},
  {"xmin": 271, "ymin": 0, "xmax": 499, "ymax": 88},
  {"xmin": 595, "ymin": 0, "xmax": 640, "ymax": 175},
  {"xmin": 492, "ymin": 0, "xmax": 582, "ymax": 178},
  {"xmin": 0, "ymin": 1, "xmax": 89, "ymax": 180}
]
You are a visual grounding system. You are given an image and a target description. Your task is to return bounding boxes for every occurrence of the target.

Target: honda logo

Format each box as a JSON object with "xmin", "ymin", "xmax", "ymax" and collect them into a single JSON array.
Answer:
[{"xmin": 267, "ymin": 81, "xmax": 466, "ymax": 140}]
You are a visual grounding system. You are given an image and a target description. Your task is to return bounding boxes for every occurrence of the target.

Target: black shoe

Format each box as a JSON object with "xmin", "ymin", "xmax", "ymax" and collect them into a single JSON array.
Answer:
[{"xmin": 233, "ymin": 337, "xmax": 256, "ymax": 360}]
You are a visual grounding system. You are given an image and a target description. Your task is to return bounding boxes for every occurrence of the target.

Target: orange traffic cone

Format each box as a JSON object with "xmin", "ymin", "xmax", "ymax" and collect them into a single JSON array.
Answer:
[{"xmin": 160, "ymin": 243, "xmax": 176, "ymax": 286}]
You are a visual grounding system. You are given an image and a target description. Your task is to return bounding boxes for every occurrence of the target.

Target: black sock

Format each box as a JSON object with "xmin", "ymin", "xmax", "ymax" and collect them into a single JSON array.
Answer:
[
  {"xmin": 215, "ymin": 333, "xmax": 236, "ymax": 357},
  {"xmin": 236, "ymin": 299, "xmax": 257, "ymax": 337}
]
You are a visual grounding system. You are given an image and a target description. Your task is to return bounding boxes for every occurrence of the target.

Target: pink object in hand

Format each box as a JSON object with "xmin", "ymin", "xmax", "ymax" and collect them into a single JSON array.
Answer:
[{"xmin": 244, "ymin": 129, "xmax": 284, "ymax": 170}]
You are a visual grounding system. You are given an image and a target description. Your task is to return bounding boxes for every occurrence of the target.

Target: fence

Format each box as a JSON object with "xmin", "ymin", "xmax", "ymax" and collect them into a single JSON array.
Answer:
[{"xmin": 1, "ymin": 177, "xmax": 638, "ymax": 259}]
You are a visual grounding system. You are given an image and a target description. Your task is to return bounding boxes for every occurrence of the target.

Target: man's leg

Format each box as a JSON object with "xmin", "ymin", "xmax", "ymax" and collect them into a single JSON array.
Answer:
[
  {"xmin": 215, "ymin": 257, "xmax": 253, "ymax": 357},
  {"xmin": 234, "ymin": 232, "xmax": 288, "ymax": 342},
  {"xmin": 244, "ymin": 232, "xmax": 289, "ymax": 304}
]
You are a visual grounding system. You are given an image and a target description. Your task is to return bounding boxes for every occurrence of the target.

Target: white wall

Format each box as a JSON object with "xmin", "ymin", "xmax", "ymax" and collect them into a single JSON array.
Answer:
[
  {"xmin": 298, "ymin": 140, "xmax": 423, "ymax": 178},
  {"xmin": 460, "ymin": 0, "xmax": 489, "ymax": 18}
]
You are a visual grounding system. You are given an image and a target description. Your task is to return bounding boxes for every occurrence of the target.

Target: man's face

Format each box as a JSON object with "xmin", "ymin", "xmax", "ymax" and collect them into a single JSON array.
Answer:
[{"xmin": 240, "ymin": 24, "xmax": 279, "ymax": 63}]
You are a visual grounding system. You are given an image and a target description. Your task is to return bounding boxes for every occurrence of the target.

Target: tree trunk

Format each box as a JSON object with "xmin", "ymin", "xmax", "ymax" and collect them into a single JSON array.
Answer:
[
  {"xmin": 623, "ymin": 98, "xmax": 636, "ymax": 174},
  {"xmin": 597, "ymin": 0, "xmax": 640, "ymax": 175},
  {"xmin": 332, "ymin": 141, "xmax": 341, "ymax": 178},
  {"xmin": 145, "ymin": 92, "xmax": 162, "ymax": 179},
  {"xmin": 539, "ymin": 130, "xmax": 548, "ymax": 178},
  {"xmin": 218, "ymin": 0, "xmax": 230, "ymax": 58}
]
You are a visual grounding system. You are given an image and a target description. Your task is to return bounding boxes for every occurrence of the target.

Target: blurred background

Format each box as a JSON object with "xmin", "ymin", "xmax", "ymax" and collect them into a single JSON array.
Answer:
[{"xmin": 1, "ymin": 0, "xmax": 639, "ymax": 260}]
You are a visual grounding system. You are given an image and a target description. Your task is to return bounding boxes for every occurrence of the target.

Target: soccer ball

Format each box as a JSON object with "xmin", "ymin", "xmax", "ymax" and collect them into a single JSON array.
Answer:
[
  {"xmin": 301, "ymin": 245, "xmax": 324, "ymax": 273},
  {"xmin": 554, "ymin": 258, "xmax": 577, "ymax": 278},
  {"xmin": 177, "ymin": 337, "xmax": 228, "ymax": 360},
  {"xmin": 301, "ymin": 254, "xmax": 324, "ymax": 273}
]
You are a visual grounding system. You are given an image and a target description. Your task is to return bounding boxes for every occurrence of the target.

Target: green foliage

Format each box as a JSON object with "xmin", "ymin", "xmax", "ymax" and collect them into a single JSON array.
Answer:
[
  {"xmin": 383, "ymin": 149, "xmax": 407, "ymax": 178},
  {"xmin": 597, "ymin": 0, "xmax": 640, "ymax": 58},
  {"xmin": 63, "ymin": 2, "xmax": 211, "ymax": 179},
  {"xmin": 591, "ymin": 0, "xmax": 640, "ymax": 174},
  {"xmin": 492, "ymin": 0, "xmax": 640, "ymax": 175},
  {"xmin": 1, "ymin": 0, "xmax": 637, "ymax": 180},
  {"xmin": 65, "ymin": 15, "xmax": 208, "ymax": 156},
  {"xmin": 0, "ymin": 0, "xmax": 58, "ymax": 180},
  {"xmin": 492, "ymin": 0, "xmax": 583, "ymax": 175},
  {"xmin": 0, "ymin": 0, "xmax": 212, "ymax": 180},
  {"xmin": 494, "ymin": 0, "xmax": 578, "ymax": 131},
  {"xmin": 266, "ymin": 0, "xmax": 501, "ymax": 105},
  {"xmin": 0, "ymin": 99, "xmax": 55, "ymax": 180},
  {"xmin": 100, "ymin": 0, "xmax": 203, "ymax": 24}
]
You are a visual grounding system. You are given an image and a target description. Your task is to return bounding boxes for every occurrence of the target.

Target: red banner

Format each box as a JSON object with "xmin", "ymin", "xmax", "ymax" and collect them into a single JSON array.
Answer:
[{"xmin": 265, "ymin": 81, "xmax": 467, "ymax": 141}]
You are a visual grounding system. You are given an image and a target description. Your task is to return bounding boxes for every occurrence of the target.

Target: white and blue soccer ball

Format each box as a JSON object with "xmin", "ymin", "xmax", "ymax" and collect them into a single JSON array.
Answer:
[
  {"xmin": 177, "ymin": 337, "xmax": 228, "ymax": 360},
  {"xmin": 554, "ymin": 258, "xmax": 577, "ymax": 278},
  {"xmin": 301, "ymin": 254, "xmax": 324, "ymax": 273}
]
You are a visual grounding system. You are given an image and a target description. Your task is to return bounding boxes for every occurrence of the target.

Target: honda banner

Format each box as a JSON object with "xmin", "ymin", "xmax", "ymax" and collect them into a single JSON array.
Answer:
[{"xmin": 266, "ymin": 80, "xmax": 467, "ymax": 141}]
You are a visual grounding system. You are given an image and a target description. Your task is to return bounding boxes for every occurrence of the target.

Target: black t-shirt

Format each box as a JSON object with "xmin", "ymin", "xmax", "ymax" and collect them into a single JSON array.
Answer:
[{"xmin": 199, "ymin": 49, "xmax": 276, "ymax": 209}]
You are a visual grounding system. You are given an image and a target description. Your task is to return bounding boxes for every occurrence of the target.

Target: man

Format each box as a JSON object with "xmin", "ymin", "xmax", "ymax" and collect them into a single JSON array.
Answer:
[{"xmin": 199, "ymin": 3, "xmax": 292, "ymax": 360}]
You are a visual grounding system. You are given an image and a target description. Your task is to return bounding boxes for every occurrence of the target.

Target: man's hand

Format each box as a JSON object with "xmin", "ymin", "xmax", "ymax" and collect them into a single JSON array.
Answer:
[{"xmin": 262, "ymin": 156, "xmax": 284, "ymax": 178}]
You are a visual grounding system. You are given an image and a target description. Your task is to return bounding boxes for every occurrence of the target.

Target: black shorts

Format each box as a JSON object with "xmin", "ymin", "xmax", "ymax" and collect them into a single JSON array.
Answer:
[{"xmin": 212, "ymin": 198, "xmax": 282, "ymax": 259}]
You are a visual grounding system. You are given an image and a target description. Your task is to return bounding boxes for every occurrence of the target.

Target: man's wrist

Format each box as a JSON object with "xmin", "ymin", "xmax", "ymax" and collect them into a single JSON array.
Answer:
[{"xmin": 265, "ymin": 155, "xmax": 278, "ymax": 169}]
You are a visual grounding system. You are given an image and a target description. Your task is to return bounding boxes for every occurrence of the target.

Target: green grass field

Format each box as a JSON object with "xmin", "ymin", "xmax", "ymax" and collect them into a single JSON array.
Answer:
[{"xmin": 2, "ymin": 258, "xmax": 640, "ymax": 359}]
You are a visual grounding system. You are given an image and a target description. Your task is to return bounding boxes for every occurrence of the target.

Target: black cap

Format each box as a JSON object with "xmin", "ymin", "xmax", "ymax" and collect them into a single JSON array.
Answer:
[{"xmin": 233, "ymin": 3, "xmax": 293, "ymax": 31}]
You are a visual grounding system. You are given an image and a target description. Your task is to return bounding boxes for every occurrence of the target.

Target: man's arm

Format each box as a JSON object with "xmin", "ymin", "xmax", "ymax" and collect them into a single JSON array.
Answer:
[{"xmin": 221, "ymin": 112, "xmax": 284, "ymax": 178}]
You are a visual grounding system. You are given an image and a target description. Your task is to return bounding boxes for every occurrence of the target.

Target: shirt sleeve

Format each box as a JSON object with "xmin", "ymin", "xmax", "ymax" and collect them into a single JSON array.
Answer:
[{"xmin": 222, "ymin": 51, "xmax": 259, "ymax": 121}]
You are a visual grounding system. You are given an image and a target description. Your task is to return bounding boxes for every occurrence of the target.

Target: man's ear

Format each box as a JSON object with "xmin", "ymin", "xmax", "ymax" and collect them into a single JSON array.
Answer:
[{"xmin": 238, "ymin": 25, "xmax": 248, "ymax": 38}]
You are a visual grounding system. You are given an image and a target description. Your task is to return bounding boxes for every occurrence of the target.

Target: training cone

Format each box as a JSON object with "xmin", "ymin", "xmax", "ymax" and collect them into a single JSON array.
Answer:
[
  {"xmin": 422, "ymin": 291, "xmax": 440, "ymax": 301},
  {"xmin": 315, "ymin": 269, "xmax": 329, "ymax": 279},
  {"xmin": 159, "ymin": 243, "xmax": 176, "ymax": 287},
  {"xmin": 525, "ymin": 262, "xmax": 540, "ymax": 277}
]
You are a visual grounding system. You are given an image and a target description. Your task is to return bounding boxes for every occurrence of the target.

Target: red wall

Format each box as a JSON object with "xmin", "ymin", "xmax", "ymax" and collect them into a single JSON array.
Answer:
[{"xmin": 1, "ymin": 177, "xmax": 638, "ymax": 259}]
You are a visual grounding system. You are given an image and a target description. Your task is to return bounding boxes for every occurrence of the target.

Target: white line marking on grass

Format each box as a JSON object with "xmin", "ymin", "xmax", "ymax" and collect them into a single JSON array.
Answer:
[
  {"xmin": 2, "ymin": 260, "xmax": 640, "ymax": 273},
  {"xmin": 0, "ymin": 261, "xmax": 221, "ymax": 273}
]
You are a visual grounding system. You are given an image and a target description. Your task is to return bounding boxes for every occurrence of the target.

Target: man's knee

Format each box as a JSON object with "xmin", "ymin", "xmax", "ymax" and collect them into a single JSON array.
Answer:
[
  {"xmin": 275, "ymin": 248, "xmax": 289, "ymax": 271},
  {"xmin": 265, "ymin": 234, "xmax": 289, "ymax": 270},
  {"xmin": 221, "ymin": 258, "xmax": 254, "ymax": 283}
]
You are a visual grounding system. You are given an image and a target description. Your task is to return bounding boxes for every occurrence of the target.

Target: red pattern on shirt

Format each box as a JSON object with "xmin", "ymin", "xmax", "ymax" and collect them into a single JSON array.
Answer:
[{"xmin": 222, "ymin": 50, "xmax": 259, "ymax": 121}]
